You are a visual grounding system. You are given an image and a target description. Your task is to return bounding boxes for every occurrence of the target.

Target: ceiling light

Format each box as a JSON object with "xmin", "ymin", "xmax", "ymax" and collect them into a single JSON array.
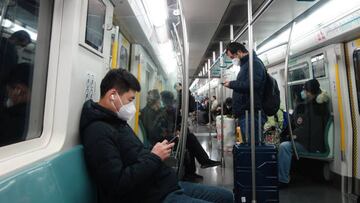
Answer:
[{"xmin": 142, "ymin": 0, "xmax": 168, "ymax": 27}]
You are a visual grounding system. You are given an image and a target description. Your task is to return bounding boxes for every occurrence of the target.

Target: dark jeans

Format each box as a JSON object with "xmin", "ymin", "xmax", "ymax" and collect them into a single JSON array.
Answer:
[
  {"xmin": 184, "ymin": 130, "xmax": 211, "ymax": 175},
  {"xmin": 238, "ymin": 114, "xmax": 265, "ymax": 144},
  {"xmin": 163, "ymin": 181, "xmax": 234, "ymax": 203}
]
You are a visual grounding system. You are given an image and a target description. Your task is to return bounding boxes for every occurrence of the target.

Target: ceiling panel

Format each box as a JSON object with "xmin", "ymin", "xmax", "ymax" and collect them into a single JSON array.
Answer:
[{"xmin": 181, "ymin": 0, "xmax": 231, "ymax": 76}]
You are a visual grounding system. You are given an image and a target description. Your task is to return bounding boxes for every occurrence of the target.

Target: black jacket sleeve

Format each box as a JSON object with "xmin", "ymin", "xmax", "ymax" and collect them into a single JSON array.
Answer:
[{"xmin": 83, "ymin": 122, "xmax": 163, "ymax": 198}]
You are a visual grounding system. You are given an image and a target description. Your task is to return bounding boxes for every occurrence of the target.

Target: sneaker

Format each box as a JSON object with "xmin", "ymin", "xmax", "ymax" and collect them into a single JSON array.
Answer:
[{"xmin": 200, "ymin": 160, "xmax": 221, "ymax": 168}]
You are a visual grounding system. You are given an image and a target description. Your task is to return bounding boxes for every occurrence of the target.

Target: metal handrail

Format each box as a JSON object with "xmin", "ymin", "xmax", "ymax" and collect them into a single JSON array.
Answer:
[{"xmin": 284, "ymin": 22, "xmax": 299, "ymax": 160}]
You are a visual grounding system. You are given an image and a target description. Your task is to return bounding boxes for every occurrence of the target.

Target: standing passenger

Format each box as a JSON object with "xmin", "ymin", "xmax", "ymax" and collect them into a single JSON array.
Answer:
[
  {"xmin": 80, "ymin": 69, "xmax": 233, "ymax": 203},
  {"xmin": 223, "ymin": 42, "xmax": 266, "ymax": 143}
]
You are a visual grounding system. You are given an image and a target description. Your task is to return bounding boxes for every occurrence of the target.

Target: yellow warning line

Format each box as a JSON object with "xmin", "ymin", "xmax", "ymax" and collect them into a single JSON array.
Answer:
[
  {"xmin": 335, "ymin": 63, "xmax": 346, "ymax": 157},
  {"xmin": 134, "ymin": 61, "xmax": 141, "ymax": 135}
]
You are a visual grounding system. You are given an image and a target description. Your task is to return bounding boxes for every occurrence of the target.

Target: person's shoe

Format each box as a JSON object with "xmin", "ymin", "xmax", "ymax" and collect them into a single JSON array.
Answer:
[
  {"xmin": 200, "ymin": 160, "xmax": 221, "ymax": 168},
  {"xmin": 278, "ymin": 181, "xmax": 289, "ymax": 189}
]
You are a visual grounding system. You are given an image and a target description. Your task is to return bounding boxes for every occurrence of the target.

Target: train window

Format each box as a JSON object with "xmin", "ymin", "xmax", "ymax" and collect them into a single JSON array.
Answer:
[
  {"xmin": 311, "ymin": 54, "xmax": 326, "ymax": 78},
  {"xmin": 288, "ymin": 62, "xmax": 310, "ymax": 82},
  {"xmin": 0, "ymin": 0, "xmax": 53, "ymax": 147},
  {"xmin": 85, "ymin": 0, "xmax": 106, "ymax": 52},
  {"xmin": 353, "ymin": 50, "xmax": 360, "ymax": 114}
]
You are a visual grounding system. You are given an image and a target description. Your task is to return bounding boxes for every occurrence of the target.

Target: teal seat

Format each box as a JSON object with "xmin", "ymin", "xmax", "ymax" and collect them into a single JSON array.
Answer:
[{"xmin": 0, "ymin": 145, "xmax": 97, "ymax": 203}]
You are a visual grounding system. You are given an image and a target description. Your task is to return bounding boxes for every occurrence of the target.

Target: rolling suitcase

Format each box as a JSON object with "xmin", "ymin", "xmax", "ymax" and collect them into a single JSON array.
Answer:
[{"xmin": 233, "ymin": 143, "xmax": 279, "ymax": 203}]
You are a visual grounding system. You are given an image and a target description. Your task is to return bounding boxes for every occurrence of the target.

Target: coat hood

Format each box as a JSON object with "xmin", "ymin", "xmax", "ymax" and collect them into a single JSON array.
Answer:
[
  {"xmin": 79, "ymin": 100, "xmax": 123, "ymax": 134},
  {"xmin": 316, "ymin": 90, "xmax": 330, "ymax": 104}
]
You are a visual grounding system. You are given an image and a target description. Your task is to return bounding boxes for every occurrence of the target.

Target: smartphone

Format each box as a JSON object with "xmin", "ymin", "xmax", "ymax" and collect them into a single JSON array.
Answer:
[{"xmin": 168, "ymin": 136, "xmax": 178, "ymax": 143}]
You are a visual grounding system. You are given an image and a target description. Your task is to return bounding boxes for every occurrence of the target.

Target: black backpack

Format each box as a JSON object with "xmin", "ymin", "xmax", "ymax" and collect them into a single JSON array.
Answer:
[{"xmin": 262, "ymin": 72, "xmax": 280, "ymax": 116}]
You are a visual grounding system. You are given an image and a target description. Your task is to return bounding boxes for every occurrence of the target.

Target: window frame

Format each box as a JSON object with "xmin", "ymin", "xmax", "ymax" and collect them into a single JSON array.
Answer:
[
  {"xmin": 79, "ymin": 0, "xmax": 108, "ymax": 58},
  {"xmin": 0, "ymin": 0, "xmax": 58, "ymax": 169},
  {"xmin": 311, "ymin": 53, "xmax": 327, "ymax": 79},
  {"xmin": 288, "ymin": 62, "xmax": 310, "ymax": 84}
]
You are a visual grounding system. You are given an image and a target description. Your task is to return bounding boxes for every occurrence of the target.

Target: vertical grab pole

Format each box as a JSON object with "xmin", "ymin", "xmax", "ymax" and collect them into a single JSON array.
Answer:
[
  {"xmin": 220, "ymin": 41, "xmax": 225, "ymax": 167},
  {"xmin": 176, "ymin": 0, "xmax": 189, "ymax": 179},
  {"xmin": 208, "ymin": 62, "xmax": 212, "ymax": 149},
  {"xmin": 284, "ymin": 22, "xmax": 299, "ymax": 160},
  {"xmin": 247, "ymin": 0, "xmax": 256, "ymax": 202},
  {"xmin": 220, "ymin": 66, "xmax": 225, "ymax": 167}
]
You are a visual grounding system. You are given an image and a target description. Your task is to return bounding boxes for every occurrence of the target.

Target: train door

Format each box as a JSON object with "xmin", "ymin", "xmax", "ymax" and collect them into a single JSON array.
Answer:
[{"xmin": 345, "ymin": 38, "xmax": 360, "ymax": 197}]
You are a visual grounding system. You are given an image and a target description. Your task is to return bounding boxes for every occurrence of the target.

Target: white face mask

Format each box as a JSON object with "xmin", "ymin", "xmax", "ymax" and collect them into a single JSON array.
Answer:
[
  {"xmin": 113, "ymin": 94, "xmax": 136, "ymax": 121},
  {"xmin": 232, "ymin": 58, "xmax": 240, "ymax": 66}
]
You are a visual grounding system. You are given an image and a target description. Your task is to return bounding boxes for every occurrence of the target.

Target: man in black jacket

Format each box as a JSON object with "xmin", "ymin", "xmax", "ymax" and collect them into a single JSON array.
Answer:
[
  {"xmin": 80, "ymin": 69, "xmax": 233, "ymax": 203},
  {"xmin": 224, "ymin": 42, "xmax": 266, "ymax": 144}
]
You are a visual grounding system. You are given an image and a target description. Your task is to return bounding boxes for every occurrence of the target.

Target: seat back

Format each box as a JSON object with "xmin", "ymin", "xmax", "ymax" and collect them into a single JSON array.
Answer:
[{"xmin": 0, "ymin": 145, "xmax": 97, "ymax": 203}]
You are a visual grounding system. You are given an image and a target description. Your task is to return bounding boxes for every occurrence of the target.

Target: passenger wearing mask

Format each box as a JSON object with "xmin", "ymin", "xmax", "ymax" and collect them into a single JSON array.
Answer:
[
  {"xmin": 278, "ymin": 79, "xmax": 330, "ymax": 187},
  {"xmin": 0, "ymin": 63, "xmax": 32, "ymax": 146},
  {"xmin": 223, "ymin": 42, "xmax": 266, "ymax": 143},
  {"xmin": 0, "ymin": 30, "xmax": 31, "ymax": 107},
  {"xmin": 80, "ymin": 69, "xmax": 233, "ymax": 203}
]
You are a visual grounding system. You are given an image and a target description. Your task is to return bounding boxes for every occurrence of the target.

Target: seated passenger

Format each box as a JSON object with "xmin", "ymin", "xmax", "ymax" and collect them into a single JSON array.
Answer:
[
  {"xmin": 216, "ymin": 97, "xmax": 233, "ymax": 116},
  {"xmin": 0, "ymin": 63, "xmax": 32, "ymax": 147},
  {"xmin": 278, "ymin": 79, "xmax": 330, "ymax": 187},
  {"xmin": 80, "ymin": 69, "xmax": 233, "ymax": 203},
  {"xmin": 0, "ymin": 30, "xmax": 31, "ymax": 107},
  {"xmin": 140, "ymin": 89, "xmax": 221, "ymax": 182},
  {"xmin": 140, "ymin": 89, "xmax": 165, "ymax": 143}
]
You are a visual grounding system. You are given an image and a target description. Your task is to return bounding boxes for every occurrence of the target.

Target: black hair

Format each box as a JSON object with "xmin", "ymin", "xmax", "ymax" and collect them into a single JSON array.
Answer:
[
  {"xmin": 7, "ymin": 63, "xmax": 33, "ymax": 88},
  {"xmin": 304, "ymin": 79, "xmax": 321, "ymax": 95},
  {"xmin": 212, "ymin": 96, "xmax": 216, "ymax": 99},
  {"xmin": 225, "ymin": 97, "xmax": 232, "ymax": 105},
  {"xmin": 146, "ymin": 89, "xmax": 160, "ymax": 106},
  {"xmin": 226, "ymin": 42, "xmax": 248, "ymax": 55},
  {"xmin": 100, "ymin": 69, "xmax": 141, "ymax": 97},
  {"xmin": 10, "ymin": 30, "xmax": 31, "ymax": 46},
  {"xmin": 173, "ymin": 82, "xmax": 182, "ymax": 89},
  {"xmin": 160, "ymin": 91, "xmax": 175, "ymax": 106}
]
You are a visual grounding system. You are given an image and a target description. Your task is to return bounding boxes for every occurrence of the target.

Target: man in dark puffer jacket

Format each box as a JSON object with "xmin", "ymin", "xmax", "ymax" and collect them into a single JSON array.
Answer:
[
  {"xmin": 224, "ymin": 42, "xmax": 266, "ymax": 144},
  {"xmin": 80, "ymin": 69, "xmax": 233, "ymax": 203}
]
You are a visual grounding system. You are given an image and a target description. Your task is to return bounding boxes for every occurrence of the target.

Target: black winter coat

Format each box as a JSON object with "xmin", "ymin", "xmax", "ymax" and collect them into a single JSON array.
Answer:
[
  {"xmin": 80, "ymin": 100, "xmax": 179, "ymax": 203},
  {"xmin": 228, "ymin": 52, "xmax": 266, "ymax": 118},
  {"xmin": 293, "ymin": 98, "xmax": 330, "ymax": 152}
]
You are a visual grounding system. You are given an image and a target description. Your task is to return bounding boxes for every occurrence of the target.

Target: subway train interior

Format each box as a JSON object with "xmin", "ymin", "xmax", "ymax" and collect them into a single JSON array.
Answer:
[{"xmin": 1, "ymin": 0, "xmax": 360, "ymax": 202}]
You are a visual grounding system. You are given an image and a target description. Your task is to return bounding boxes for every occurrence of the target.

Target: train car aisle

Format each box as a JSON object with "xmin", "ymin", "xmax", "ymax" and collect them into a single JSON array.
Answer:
[{"xmin": 192, "ymin": 124, "xmax": 342, "ymax": 202}]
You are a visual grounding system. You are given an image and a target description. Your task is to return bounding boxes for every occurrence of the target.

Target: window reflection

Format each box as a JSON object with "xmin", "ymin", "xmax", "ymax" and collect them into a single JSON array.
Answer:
[
  {"xmin": 289, "ymin": 63, "xmax": 310, "ymax": 82},
  {"xmin": 85, "ymin": 0, "xmax": 106, "ymax": 52},
  {"xmin": 312, "ymin": 54, "xmax": 326, "ymax": 78},
  {"xmin": 0, "ymin": 0, "xmax": 52, "ymax": 147}
]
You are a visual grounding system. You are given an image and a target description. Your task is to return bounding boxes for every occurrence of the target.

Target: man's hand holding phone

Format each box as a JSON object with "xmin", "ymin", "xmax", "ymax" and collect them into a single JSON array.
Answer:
[{"xmin": 151, "ymin": 140, "xmax": 175, "ymax": 161}]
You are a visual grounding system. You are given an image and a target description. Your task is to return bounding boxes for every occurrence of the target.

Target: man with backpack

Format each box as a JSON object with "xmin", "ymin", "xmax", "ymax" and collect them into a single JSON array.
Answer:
[{"xmin": 224, "ymin": 42, "xmax": 267, "ymax": 144}]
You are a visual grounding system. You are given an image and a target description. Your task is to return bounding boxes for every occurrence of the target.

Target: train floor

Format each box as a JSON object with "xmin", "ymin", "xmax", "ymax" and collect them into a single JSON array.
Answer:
[{"xmin": 191, "ymin": 124, "xmax": 343, "ymax": 203}]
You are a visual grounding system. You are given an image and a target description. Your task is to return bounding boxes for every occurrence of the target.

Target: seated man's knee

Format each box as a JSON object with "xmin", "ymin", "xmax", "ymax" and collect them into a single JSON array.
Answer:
[{"xmin": 279, "ymin": 141, "xmax": 293, "ymax": 153}]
